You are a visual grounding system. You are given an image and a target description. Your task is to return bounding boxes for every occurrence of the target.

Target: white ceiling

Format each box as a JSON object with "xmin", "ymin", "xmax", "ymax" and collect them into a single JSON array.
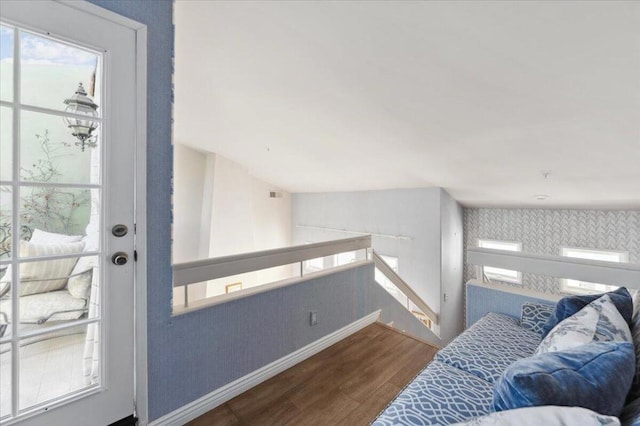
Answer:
[{"xmin": 174, "ymin": 1, "xmax": 640, "ymax": 209}]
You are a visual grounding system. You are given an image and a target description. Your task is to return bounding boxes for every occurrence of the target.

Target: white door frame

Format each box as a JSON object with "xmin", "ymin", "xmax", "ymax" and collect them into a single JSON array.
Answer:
[
  {"xmin": 50, "ymin": 1, "xmax": 149, "ymax": 424},
  {"xmin": 0, "ymin": 0, "xmax": 148, "ymax": 422}
]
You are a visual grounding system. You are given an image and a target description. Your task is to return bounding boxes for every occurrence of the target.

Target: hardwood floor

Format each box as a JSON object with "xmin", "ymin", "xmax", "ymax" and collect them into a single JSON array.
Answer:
[{"xmin": 188, "ymin": 323, "xmax": 438, "ymax": 426}]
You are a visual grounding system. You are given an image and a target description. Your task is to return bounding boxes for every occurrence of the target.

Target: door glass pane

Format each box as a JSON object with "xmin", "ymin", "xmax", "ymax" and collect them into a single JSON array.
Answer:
[
  {"xmin": 19, "ymin": 324, "xmax": 96, "ymax": 410},
  {"xmin": 21, "ymin": 111, "xmax": 97, "ymax": 185},
  {"xmin": 0, "ymin": 186, "xmax": 11, "ymax": 261},
  {"xmin": 20, "ymin": 31, "xmax": 100, "ymax": 114},
  {"xmin": 1, "ymin": 107, "xmax": 11, "ymax": 181},
  {"xmin": 0, "ymin": 25, "xmax": 13, "ymax": 102},
  {"xmin": 0, "ymin": 343, "xmax": 10, "ymax": 418},
  {"xmin": 0, "ymin": 278, "xmax": 10, "ymax": 341},
  {"xmin": 2, "ymin": 14, "xmax": 112, "ymax": 421},
  {"xmin": 19, "ymin": 186, "xmax": 92, "ymax": 238}
]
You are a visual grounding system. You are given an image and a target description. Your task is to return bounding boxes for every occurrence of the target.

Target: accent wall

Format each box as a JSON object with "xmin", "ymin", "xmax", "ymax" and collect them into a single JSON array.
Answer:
[{"xmin": 463, "ymin": 208, "xmax": 640, "ymax": 294}]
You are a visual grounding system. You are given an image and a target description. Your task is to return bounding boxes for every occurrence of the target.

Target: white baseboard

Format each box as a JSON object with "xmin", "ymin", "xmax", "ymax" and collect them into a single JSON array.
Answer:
[{"xmin": 149, "ymin": 310, "xmax": 381, "ymax": 426}]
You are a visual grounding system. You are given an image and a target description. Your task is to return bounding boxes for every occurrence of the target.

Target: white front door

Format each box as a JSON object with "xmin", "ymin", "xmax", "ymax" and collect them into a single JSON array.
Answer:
[{"xmin": 0, "ymin": 1, "xmax": 140, "ymax": 424}]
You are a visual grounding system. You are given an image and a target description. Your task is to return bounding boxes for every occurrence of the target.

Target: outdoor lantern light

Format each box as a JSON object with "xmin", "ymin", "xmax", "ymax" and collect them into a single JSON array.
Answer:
[{"xmin": 63, "ymin": 82, "xmax": 99, "ymax": 151}]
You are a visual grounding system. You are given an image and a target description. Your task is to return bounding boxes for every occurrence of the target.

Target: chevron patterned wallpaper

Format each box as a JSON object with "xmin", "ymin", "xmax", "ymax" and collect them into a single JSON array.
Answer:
[{"xmin": 463, "ymin": 209, "xmax": 640, "ymax": 294}]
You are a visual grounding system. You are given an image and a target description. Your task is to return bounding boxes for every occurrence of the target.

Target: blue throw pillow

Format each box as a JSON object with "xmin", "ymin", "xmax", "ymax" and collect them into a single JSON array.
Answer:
[
  {"xmin": 541, "ymin": 287, "xmax": 633, "ymax": 338},
  {"xmin": 493, "ymin": 341, "xmax": 635, "ymax": 417},
  {"xmin": 620, "ymin": 397, "xmax": 640, "ymax": 426}
]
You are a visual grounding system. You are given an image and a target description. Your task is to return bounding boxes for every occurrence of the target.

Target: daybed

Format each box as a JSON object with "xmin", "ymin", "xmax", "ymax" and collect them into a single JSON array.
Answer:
[{"xmin": 373, "ymin": 287, "xmax": 640, "ymax": 426}]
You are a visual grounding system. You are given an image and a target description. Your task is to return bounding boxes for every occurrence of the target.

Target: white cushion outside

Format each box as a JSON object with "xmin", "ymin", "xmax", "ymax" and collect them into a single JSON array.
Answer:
[
  {"xmin": 30, "ymin": 229, "xmax": 83, "ymax": 244},
  {"xmin": 0, "ymin": 290, "xmax": 87, "ymax": 323},
  {"xmin": 19, "ymin": 240, "xmax": 84, "ymax": 296},
  {"xmin": 67, "ymin": 249, "xmax": 97, "ymax": 299}
]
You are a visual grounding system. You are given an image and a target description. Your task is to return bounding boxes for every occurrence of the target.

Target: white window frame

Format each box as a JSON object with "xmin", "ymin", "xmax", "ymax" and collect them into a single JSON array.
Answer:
[
  {"xmin": 560, "ymin": 246, "xmax": 628, "ymax": 295},
  {"xmin": 477, "ymin": 239, "xmax": 523, "ymax": 284}
]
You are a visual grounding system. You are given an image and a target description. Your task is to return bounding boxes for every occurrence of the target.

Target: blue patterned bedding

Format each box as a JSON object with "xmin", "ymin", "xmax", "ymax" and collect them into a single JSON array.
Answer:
[
  {"xmin": 374, "ymin": 312, "xmax": 541, "ymax": 425},
  {"xmin": 372, "ymin": 361, "xmax": 494, "ymax": 426},
  {"xmin": 520, "ymin": 302, "xmax": 555, "ymax": 335},
  {"xmin": 435, "ymin": 313, "xmax": 540, "ymax": 383},
  {"xmin": 374, "ymin": 293, "xmax": 640, "ymax": 426}
]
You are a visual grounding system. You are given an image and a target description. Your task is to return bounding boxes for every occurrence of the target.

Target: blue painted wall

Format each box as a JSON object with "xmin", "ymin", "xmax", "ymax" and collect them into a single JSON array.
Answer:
[
  {"xmin": 466, "ymin": 282, "xmax": 559, "ymax": 328},
  {"xmin": 152, "ymin": 264, "xmax": 377, "ymax": 418},
  {"xmin": 147, "ymin": 261, "xmax": 438, "ymax": 419}
]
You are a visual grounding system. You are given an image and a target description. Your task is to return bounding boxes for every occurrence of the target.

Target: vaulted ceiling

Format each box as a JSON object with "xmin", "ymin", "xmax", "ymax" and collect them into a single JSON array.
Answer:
[{"xmin": 174, "ymin": 1, "xmax": 640, "ymax": 208}]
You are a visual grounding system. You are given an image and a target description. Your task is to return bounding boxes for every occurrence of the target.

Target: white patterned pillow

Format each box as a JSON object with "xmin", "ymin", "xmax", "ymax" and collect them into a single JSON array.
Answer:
[
  {"xmin": 535, "ymin": 301, "xmax": 599, "ymax": 355},
  {"xmin": 30, "ymin": 229, "xmax": 83, "ymax": 244},
  {"xmin": 628, "ymin": 289, "xmax": 640, "ymax": 401},
  {"xmin": 536, "ymin": 294, "xmax": 631, "ymax": 355},
  {"xmin": 591, "ymin": 294, "xmax": 633, "ymax": 342},
  {"xmin": 19, "ymin": 240, "xmax": 84, "ymax": 296},
  {"xmin": 451, "ymin": 405, "xmax": 620, "ymax": 426}
]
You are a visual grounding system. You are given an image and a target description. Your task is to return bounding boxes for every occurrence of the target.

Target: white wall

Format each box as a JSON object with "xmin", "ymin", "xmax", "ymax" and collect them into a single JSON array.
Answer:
[
  {"xmin": 172, "ymin": 146, "xmax": 293, "ymax": 301},
  {"xmin": 173, "ymin": 150, "xmax": 293, "ymax": 303},
  {"xmin": 208, "ymin": 155, "xmax": 256, "ymax": 257},
  {"xmin": 292, "ymin": 187, "xmax": 464, "ymax": 343},
  {"xmin": 184, "ymin": 152, "xmax": 293, "ymax": 298},
  {"xmin": 292, "ymin": 188, "xmax": 442, "ymax": 311},
  {"xmin": 172, "ymin": 143, "xmax": 206, "ymax": 263},
  {"xmin": 204, "ymin": 154, "xmax": 293, "ymax": 297},
  {"xmin": 172, "ymin": 143, "xmax": 208, "ymax": 305},
  {"xmin": 440, "ymin": 189, "xmax": 464, "ymax": 341},
  {"xmin": 251, "ymin": 177, "xmax": 294, "ymax": 285}
]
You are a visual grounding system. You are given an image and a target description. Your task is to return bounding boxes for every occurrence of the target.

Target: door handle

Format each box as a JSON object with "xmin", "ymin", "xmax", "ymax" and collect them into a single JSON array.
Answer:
[{"xmin": 111, "ymin": 252, "xmax": 129, "ymax": 266}]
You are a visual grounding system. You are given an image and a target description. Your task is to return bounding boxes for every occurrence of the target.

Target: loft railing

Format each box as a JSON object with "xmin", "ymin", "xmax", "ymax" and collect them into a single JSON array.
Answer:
[
  {"xmin": 372, "ymin": 251, "xmax": 439, "ymax": 327},
  {"xmin": 173, "ymin": 235, "xmax": 441, "ymax": 332},
  {"xmin": 174, "ymin": 236, "xmax": 371, "ymax": 287},
  {"xmin": 467, "ymin": 247, "xmax": 640, "ymax": 289},
  {"xmin": 173, "ymin": 236, "xmax": 372, "ymax": 311}
]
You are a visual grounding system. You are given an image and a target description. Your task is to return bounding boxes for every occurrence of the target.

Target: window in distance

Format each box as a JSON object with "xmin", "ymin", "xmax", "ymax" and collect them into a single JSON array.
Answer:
[
  {"xmin": 560, "ymin": 247, "xmax": 627, "ymax": 294},
  {"xmin": 477, "ymin": 239, "xmax": 523, "ymax": 284}
]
